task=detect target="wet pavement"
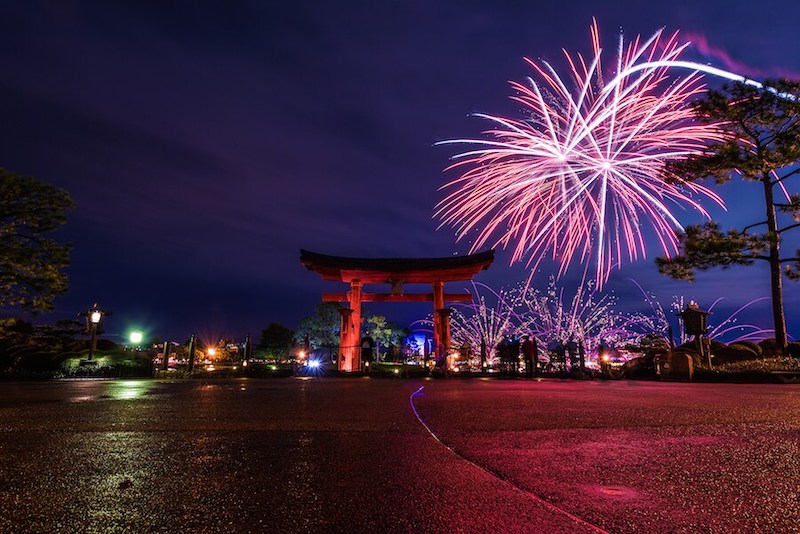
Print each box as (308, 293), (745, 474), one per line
(1, 377), (798, 533)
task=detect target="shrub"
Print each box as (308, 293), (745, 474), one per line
(715, 344), (759, 364)
(623, 356), (655, 379)
(715, 357), (800, 373)
(734, 341), (763, 356)
(709, 339), (727, 354)
(674, 348), (702, 368)
(758, 338), (780, 357)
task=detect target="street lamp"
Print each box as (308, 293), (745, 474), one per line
(129, 331), (143, 348)
(81, 303), (107, 363)
(679, 301), (712, 367)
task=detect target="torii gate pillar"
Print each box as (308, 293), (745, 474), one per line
(341, 280), (363, 372)
(337, 308), (354, 372)
(436, 307), (453, 362)
(432, 281), (445, 358)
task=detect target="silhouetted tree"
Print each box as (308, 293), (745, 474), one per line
(0, 318), (35, 348)
(258, 322), (294, 348)
(34, 319), (84, 352)
(293, 302), (342, 348)
(0, 168), (73, 312)
(658, 79), (800, 352)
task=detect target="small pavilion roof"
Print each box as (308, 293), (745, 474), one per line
(300, 249), (494, 283)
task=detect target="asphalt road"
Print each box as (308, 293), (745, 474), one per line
(1, 377), (798, 533)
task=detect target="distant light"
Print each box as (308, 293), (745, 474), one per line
(308, 360), (320, 369)
(129, 331), (143, 344)
(393, 369), (399, 374)
(270, 365), (277, 371)
(242, 360), (248, 367)
(90, 310), (103, 324)
(298, 350), (306, 359)
(208, 348), (216, 357)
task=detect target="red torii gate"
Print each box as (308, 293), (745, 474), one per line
(300, 249), (494, 372)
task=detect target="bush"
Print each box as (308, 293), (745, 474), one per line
(694, 357), (800, 383)
(733, 340), (763, 356)
(623, 355), (655, 379)
(759, 338), (780, 357)
(714, 344), (759, 364)
(716, 357), (800, 372)
(59, 351), (153, 378)
(13, 351), (61, 374)
(709, 339), (727, 354)
(674, 348), (702, 368)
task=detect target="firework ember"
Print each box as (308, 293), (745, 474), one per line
(437, 20), (728, 286)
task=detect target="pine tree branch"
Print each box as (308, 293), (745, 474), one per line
(771, 167), (800, 185)
(741, 221), (768, 235)
(778, 222), (800, 234)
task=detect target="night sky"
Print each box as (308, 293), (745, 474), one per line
(1, 1), (799, 343)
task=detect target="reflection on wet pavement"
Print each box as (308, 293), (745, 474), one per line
(1, 378), (798, 532)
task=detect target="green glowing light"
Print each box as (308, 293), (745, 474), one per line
(112, 380), (148, 400)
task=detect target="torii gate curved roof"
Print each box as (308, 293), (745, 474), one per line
(300, 249), (494, 284)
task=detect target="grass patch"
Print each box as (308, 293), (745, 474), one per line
(370, 362), (428, 377)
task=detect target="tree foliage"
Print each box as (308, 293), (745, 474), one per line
(293, 302), (342, 349)
(0, 168), (74, 312)
(363, 314), (408, 350)
(658, 79), (800, 350)
(32, 319), (85, 352)
(258, 322), (294, 350)
(656, 222), (767, 280)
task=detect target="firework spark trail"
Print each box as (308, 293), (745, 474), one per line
(668, 295), (774, 344)
(511, 277), (659, 355)
(628, 279), (774, 344)
(449, 279), (660, 364)
(450, 282), (519, 364)
(437, 21), (748, 287)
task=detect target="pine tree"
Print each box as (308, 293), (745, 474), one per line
(657, 79), (800, 352)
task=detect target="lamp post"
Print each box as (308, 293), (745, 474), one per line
(187, 333), (196, 372)
(129, 331), (143, 349)
(679, 301), (712, 368)
(81, 303), (107, 363)
(161, 340), (171, 371)
(242, 334), (251, 368)
(480, 337), (487, 375)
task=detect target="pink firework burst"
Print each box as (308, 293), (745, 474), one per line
(437, 20), (726, 286)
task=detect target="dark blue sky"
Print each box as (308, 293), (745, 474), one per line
(1, 1), (799, 343)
